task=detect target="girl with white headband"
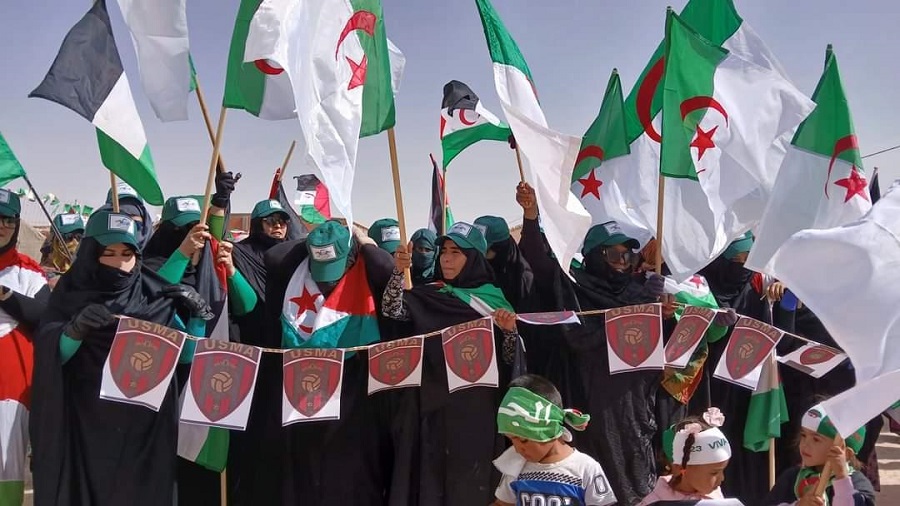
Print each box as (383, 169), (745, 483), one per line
(638, 408), (732, 505)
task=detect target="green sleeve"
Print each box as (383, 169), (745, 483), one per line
(227, 270), (258, 316)
(208, 214), (225, 241)
(59, 333), (83, 364)
(705, 323), (729, 343)
(157, 249), (190, 284)
(175, 315), (208, 364)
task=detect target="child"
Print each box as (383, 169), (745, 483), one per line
(492, 374), (616, 506)
(763, 403), (876, 505)
(639, 408), (732, 505)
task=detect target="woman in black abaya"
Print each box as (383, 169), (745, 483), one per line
(30, 211), (212, 506)
(385, 222), (519, 505)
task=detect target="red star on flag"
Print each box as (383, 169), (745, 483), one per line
(688, 275), (704, 289)
(290, 288), (320, 318)
(578, 170), (603, 199)
(346, 55), (368, 90)
(833, 168), (869, 203)
(690, 125), (719, 161)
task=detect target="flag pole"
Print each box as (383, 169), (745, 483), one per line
(109, 173), (120, 213)
(768, 352), (778, 489)
(193, 76), (227, 174)
(514, 146), (526, 182)
(654, 175), (666, 273)
(386, 127), (413, 288)
(23, 175), (72, 262)
(813, 435), (844, 496)
(277, 140), (298, 182)
(220, 469), (227, 506)
(200, 106), (228, 225)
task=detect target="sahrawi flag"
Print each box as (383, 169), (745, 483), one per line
(281, 257), (380, 350)
(743, 356), (788, 452)
(428, 153), (454, 234)
(613, 0), (811, 280)
(115, 0), (192, 121)
(573, 70), (653, 248)
(440, 80), (511, 169)
(768, 183), (900, 438)
(30, 0), (164, 205)
(747, 46), (871, 273)
(475, 0), (590, 274)
(657, 9), (813, 280)
(178, 242), (230, 472)
(244, 0), (405, 230)
(0, 133), (27, 187)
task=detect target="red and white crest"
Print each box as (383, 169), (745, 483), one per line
(442, 318), (499, 393)
(180, 340), (261, 429)
(282, 349), (344, 425)
(605, 304), (664, 373)
(665, 306), (716, 368)
(367, 337), (424, 394)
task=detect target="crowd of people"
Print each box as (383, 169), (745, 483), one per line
(0, 171), (882, 505)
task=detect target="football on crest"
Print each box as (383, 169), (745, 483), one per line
(386, 356), (405, 371)
(739, 342), (755, 359)
(461, 343), (479, 362)
(130, 351), (154, 372)
(211, 371), (233, 393)
(624, 327), (643, 345)
(302, 373), (321, 392)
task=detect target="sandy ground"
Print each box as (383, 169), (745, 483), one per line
(20, 426), (900, 505)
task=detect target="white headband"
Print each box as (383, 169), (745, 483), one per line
(673, 426), (732, 466)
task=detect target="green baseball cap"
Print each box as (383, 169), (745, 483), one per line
(437, 222), (488, 256)
(368, 218), (401, 253)
(307, 220), (351, 282)
(252, 199), (290, 220)
(474, 215), (511, 246)
(723, 231), (754, 260)
(801, 404), (867, 454)
(53, 213), (86, 235)
(582, 221), (639, 256)
(105, 181), (143, 205)
(0, 189), (21, 217)
(84, 210), (139, 247)
(161, 196), (202, 227)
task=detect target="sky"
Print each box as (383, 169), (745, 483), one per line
(1, 0), (899, 231)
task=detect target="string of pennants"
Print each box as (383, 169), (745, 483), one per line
(98, 305), (847, 430)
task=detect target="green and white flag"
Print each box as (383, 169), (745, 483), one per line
(440, 80), (511, 169)
(744, 356), (788, 451)
(657, 9), (813, 279)
(476, 0), (591, 275)
(30, 1), (163, 205)
(747, 46), (871, 273)
(0, 133), (26, 187)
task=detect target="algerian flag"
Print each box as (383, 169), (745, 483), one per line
(475, 0), (590, 276)
(615, 0), (811, 280)
(0, 133), (27, 187)
(440, 80), (511, 169)
(657, 10), (813, 279)
(572, 70), (653, 248)
(743, 356), (788, 451)
(115, 0), (191, 121)
(244, 0), (404, 232)
(30, 0), (163, 205)
(747, 46), (871, 273)
(223, 0), (295, 119)
(768, 183), (900, 437)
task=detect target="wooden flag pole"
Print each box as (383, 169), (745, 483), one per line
(200, 106), (228, 225)
(193, 77), (227, 174)
(514, 146), (526, 182)
(767, 352), (778, 489)
(277, 140), (298, 182)
(654, 175), (667, 274)
(220, 469), (227, 506)
(812, 435), (845, 497)
(23, 175), (72, 262)
(109, 173), (120, 213)
(386, 128), (412, 288)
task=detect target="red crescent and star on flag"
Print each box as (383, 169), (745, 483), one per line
(681, 96), (729, 172)
(335, 10), (377, 90)
(826, 135), (869, 203)
(575, 146), (606, 199)
(290, 288), (322, 335)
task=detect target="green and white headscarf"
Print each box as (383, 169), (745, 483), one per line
(497, 387), (590, 443)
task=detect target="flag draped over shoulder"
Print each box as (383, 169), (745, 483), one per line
(29, 0), (163, 205)
(657, 9), (813, 280)
(115, 0), (192, 121)
(440, 80), (511, 169)
(769, 183), (900, 438)
(243, 0), (404, 230)
(475, 0), (591, 275)
(0, 133), (27, 187)
(747, 46), (871, 273)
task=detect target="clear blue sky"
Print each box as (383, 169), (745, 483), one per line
(1, 0), (898, 230)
